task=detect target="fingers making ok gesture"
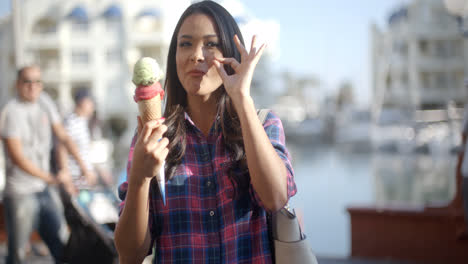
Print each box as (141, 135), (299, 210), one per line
(213, 34), (266, 106)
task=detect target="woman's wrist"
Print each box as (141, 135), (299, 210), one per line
(129, 166), (153, 188)
(231, 94), (254, 115)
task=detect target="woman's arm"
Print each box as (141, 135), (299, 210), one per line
(214, 35), (289, 211)
(114, 175), (153, 264)
(114, 118), (168, 263)
(235, 97), (289, 211)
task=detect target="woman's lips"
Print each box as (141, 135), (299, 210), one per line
(188, 70), (206, 77)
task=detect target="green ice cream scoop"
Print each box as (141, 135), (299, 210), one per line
(132, 57), (163, 86)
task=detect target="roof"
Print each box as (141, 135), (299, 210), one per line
(138, 8), (162, 18)
(68, 5), (88, 21)
(103, 4), (122, 18)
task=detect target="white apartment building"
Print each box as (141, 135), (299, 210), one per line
(371, 0), (468, 112)
(0, 0), (191, 120)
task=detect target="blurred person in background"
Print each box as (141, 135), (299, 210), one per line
(0, 65), (95, 264)
(58, 89), (113, 190)
(57, 89), (114, 211)
(114, 1), (296, 263)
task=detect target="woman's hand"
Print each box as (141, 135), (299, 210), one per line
(213, 35), (266, 107)
(130, 117), (169, 185)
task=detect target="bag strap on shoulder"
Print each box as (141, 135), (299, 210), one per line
(257, 109), (270, 125)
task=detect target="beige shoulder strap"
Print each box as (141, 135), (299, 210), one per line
(257, 109), (270, 125)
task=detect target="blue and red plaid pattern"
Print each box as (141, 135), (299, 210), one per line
(118, 110), (297, 264)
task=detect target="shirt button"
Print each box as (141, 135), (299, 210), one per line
(206, 181), (211, 187)
(209, 211), (215, 217)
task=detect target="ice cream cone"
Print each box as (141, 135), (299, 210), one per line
(137, 95), (162, 124)
(133, 57), (166, 205)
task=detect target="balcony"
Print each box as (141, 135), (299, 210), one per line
(418, 57), (464, 71)
(27, 34), (60, 49)
(30, 18), (60, 48)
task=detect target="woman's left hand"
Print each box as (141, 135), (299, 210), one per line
(213, 35), (266, 105)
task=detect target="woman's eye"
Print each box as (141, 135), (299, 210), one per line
(179, 41), (191, 47)
(206, 41), (219, 48)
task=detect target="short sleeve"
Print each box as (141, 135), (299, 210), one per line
(1, 103), (20, 139)
(38, 92), (61, 124)
(249, 110), (297, 208)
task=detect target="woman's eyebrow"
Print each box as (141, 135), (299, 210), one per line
(178, 34), (218, 39)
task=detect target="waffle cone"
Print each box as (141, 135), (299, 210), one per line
(138, 95), (163, 178)
(138, 96), (162, 124)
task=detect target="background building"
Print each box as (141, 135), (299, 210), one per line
(0, 0), (280, 132)
(0, 0), (192, 123)
(371, 0), (468, 114)
(0, 0), (281, 177)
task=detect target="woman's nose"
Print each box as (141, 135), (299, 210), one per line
(190, 46), (205, 62)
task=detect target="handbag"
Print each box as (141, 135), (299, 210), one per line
(58, 186), (118, 264)
(257, 109), (318, 264)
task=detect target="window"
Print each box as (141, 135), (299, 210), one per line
(37, 49), (59, 69)
(71, 21), (89, 33)
(435, 72), (447, 88)
(72, 50), (89, 65)
(386, 75), (392, 88)
(435, 41), (449, 58)
(419, 40), (428, 55)
(420, 72), (431, 89)
(33, 18), (57, 34)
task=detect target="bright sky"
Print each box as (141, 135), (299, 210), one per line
(0, 0), (409, 106)
(241, 0), (410, 106)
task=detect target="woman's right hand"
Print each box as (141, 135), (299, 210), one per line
(130, 117), (169, 184)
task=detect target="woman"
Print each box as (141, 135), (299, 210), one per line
(114, 1), (296, 263)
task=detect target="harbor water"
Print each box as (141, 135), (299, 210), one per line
(287, 140), (456, 258)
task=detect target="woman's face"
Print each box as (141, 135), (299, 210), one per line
(176, 14), (223, 99)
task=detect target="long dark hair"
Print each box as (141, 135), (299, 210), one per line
(163, 1), (248, 197)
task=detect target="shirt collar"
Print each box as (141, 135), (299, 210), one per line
(184, 111), (222, 137)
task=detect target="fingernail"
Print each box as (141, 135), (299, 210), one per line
(160, 117), (166, 122)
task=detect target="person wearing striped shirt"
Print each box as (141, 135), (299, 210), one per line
(59, 89), (98, 193)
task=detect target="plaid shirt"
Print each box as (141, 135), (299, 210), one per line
(118, 110), (296, 264)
